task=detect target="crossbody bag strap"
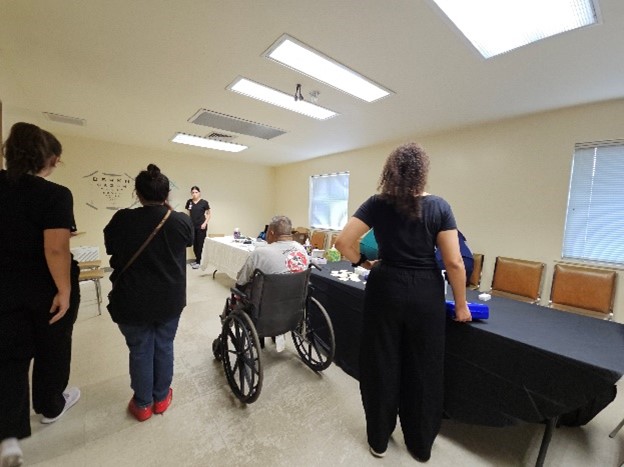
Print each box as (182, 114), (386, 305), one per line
(113, 209), (171, 285)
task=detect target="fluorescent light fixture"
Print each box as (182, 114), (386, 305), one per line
(264, 34), (392, 102)
(228, 77), (338, 120)
(171, 133), (247, 152)
(431, 0), (598, 58)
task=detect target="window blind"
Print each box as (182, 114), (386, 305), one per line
(562, 141), (624, 264)
(309, 172), (349, 230)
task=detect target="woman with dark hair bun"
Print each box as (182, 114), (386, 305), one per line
(1, 123), (80, 467)
(104, 164), (193, 421)
(336, 142), (470, 462)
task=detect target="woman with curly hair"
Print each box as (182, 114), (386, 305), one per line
(104, 164), (193, 421)
(1, 123), (81, 467)
(336, 142), (470, 462)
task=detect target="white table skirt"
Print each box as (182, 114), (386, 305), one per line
(199, 236), (256, 280)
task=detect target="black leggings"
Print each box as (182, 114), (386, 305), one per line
(359, 264), (445, 459)
(193, 227), (207, 263)
(0, 279), (80, 439)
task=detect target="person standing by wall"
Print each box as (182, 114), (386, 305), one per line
(0, 123), (81, 467)
(105, 164), (193, 422)
(335, 142), (470, 462)
(186, 186), (210, 269)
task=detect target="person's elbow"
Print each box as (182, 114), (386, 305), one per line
(44, 243), (68, 257)
(444, 256), (465, 272)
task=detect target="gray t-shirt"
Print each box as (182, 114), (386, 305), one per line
(236, 240), (309, 285)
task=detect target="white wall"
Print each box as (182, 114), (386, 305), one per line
(274, 98), (624, 321)
(44, 134), (275, 264)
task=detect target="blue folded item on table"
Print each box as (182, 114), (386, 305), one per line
(446, 301), (489, 320)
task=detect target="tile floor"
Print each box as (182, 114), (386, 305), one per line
(18, 266), (624, 466)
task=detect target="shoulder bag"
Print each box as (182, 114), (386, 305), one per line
(108, 209), (171, 302)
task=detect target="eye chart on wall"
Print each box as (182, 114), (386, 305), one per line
(82, 171), (136, 210)
(82, 171), (180, 210)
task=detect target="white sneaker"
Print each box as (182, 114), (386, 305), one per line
(191, 263), (200, 269)
(369, 445), (386, 458)
(41, 387), (81, 424)
(275, 334), (285, 353)
(1, 438), (23, 467)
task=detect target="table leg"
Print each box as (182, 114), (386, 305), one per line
(535, 416), (558, 467)
(610, 417), (624, 438)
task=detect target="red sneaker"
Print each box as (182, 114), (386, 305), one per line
(128, 398), (153, 422)
(153, 388), (173, 414)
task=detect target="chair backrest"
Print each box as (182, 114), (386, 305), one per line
(549, 263), (617, 319)
(490, 256), (545, 303)
(291, 231), (308, 245)
(310, 231), (327, 250)
(291, 226), (309, 245)
(468, 253), (484, 289)
(247, 269), (311, 337)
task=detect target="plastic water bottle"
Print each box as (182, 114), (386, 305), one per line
(233, 227), (240, 239)
(304, 238), (312, 255)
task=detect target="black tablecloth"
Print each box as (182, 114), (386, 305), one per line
(310, 261), (624, 427)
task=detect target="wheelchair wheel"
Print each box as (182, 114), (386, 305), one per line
(292, 296), (335, 372)
(221, 310), (263, 403)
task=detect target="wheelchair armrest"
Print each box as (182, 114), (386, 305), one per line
(309, 262), (322, 271)
(230, 286), (248, 299)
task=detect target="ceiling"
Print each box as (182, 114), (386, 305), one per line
(1, 0), (624, 166)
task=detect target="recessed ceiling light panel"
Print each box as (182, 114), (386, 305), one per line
(264, 34), (393, 102)
(171, 133), (247, 152)
(430, 0), (598, 58)
(228, 77), (338, 120)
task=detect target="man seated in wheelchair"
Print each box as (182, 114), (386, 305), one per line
(230, 215), (309, 351)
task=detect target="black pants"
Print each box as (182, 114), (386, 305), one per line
(360, 264), (445, 459)
(193, 227), (207, 263)
(0, 281), (80, 439)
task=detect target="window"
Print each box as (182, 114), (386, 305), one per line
(309, 172), (349, 230)
(562, 141), (624, 264)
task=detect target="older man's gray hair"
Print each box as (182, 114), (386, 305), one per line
(269, 215), (292, 236)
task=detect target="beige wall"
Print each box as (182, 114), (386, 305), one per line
(274, 98), (624, 321)
(45, 134), (275, 264)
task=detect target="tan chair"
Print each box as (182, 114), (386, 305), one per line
(468, 253), (484, 290)
(291, 231), (308, 245)
(78, 259), (102, 270)
(329, 232), (340, 249)
(549, 264), (617, 320)
(490, 256), (545, 304)
(79, 267), (105, 315)
(310, 230), (327, 250)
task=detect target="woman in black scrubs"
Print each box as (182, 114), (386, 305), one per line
(0, 123), (81, 467)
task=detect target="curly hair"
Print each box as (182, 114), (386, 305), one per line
(135, 163), (170, 203)
(378, 142), (430, 221)
(2, 122), (56, 182)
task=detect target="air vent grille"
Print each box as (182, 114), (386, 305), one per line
(207, 132), (236, 141)
(43, 112), (86, 126)
(189, 109), (285, 140)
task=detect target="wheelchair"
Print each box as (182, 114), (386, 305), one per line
(212, 267), (335, 403)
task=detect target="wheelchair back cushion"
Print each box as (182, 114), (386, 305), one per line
(249, 270), (310, 337)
